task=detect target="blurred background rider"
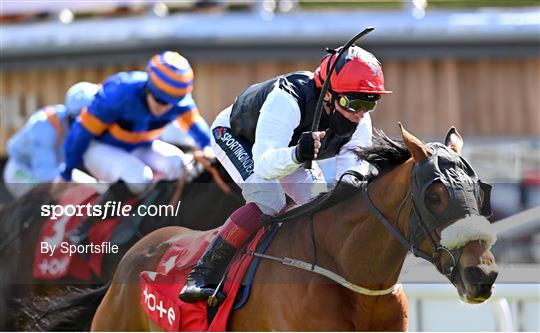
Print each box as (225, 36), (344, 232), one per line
(60, 51), (211, 199)
(62, 51), (213, 246)
(3, 82), (99, 198)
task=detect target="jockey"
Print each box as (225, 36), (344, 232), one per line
(60, 51), (211, 197)
(180, 46), (392, 303)
(62, 51), (211, 246)
(3, 82), (99, 198)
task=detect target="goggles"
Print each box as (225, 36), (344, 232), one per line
(336, 94), (378, 113)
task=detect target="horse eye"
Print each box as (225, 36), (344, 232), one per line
(426, 193), (441, 205)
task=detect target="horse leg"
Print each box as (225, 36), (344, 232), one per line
(92, 226), (187, 331)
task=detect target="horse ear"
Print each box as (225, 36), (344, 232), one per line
(398, 123), (430, 162)
(444, 126), (464, 155)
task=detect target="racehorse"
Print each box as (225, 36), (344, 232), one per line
(25, 125), (499, 331)
(0, 157), (243, 330)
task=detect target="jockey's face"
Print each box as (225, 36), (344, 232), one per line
(323, 91), (365, 123)
(146, 92), (173, 116)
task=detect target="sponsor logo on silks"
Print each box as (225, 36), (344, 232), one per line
(214, 127), (224, 139)
(213, 127), (254, 181)
(141, 283), (179, 330)
(37, 257), (70, 277)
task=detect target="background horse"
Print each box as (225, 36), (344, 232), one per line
(23, 125), (499, 331)
(0, 158), (243, 330)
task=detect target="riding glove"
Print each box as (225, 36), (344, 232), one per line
(294, 131), (316, 163)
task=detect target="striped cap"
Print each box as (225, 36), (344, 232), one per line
(146, 51), (194, 104)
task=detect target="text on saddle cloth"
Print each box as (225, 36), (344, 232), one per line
(139, 227), (271, 331)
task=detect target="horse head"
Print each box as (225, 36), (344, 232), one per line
(399, 124), (498, 304)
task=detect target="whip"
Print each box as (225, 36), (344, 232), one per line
(305, 26), (375, 170)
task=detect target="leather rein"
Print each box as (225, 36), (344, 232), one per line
(248, 170), (461, 296)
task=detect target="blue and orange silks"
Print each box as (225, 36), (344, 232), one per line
(62, 71), (210, 181)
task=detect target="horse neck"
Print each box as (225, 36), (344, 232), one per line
(312, 160), (415, 290)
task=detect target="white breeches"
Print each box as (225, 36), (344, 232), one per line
(83, 140), (185, 194)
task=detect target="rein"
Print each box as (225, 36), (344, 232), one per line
(363, 171), (461, 277)
(247, 166), (461, 295)
(248, 171), (404, 296)
(168, 152), (231, 206)
(193, 151), (231, 194)
(248, 162), (469, 295)
(364, 187), (433, 263)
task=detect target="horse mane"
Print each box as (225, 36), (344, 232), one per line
(354, 128), (411, 174)
(267, 129), (411, 224)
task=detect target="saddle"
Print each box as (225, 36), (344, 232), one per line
(139, 227), (274, 331)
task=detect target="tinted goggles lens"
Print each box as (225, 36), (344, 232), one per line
(338, 95), (377, 113)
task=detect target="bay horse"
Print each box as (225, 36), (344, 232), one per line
(27, 125), (499, 331)
(0, 157), (243, 330)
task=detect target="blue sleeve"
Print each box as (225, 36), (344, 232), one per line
(188, 119), (211, 149)
(175, 96), (211, 149)
(61, 122), (94, 181)
(28, 122), (61, 181)
(61, 79), (121, 180)
(85, 80), (123, 124)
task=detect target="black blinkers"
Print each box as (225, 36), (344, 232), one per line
(408, 143), (493, 245)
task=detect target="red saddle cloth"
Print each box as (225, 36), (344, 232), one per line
(33, 184), (122, 281)
(139, 228), (266, 331)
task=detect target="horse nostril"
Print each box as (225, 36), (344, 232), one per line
(484, 271), (498, 285)
(463, 267), (498, 287)
(463, 266), (485, 283)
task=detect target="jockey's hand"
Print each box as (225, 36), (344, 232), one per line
(294, 131), (326, 163)
(193, 146), (216, 165)
(202, 146), (216, 161)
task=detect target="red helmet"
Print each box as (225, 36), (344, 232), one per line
(314, 46), (391, 94)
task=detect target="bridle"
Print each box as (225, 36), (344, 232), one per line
(248, 145), (492, 295)
(361, 143), (492, 278)
(364, 180), (461, 278)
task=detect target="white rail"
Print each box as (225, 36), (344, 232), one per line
(404, 284), (540, 331)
